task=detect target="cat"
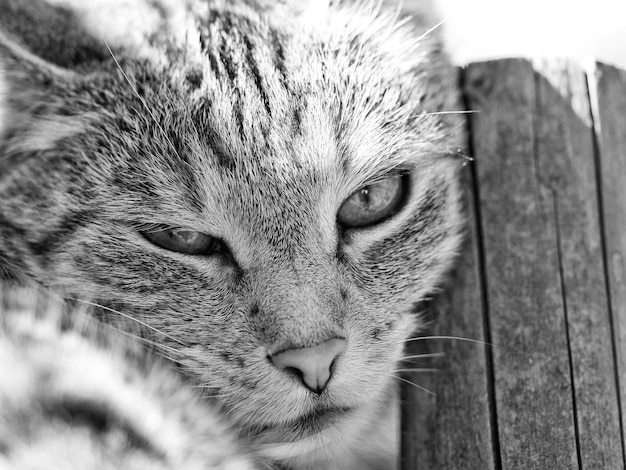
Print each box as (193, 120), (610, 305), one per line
(0, 283), (258, 469)
(0, 0), (464, 468)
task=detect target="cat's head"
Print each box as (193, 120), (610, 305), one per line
(0, 0), (463, 464)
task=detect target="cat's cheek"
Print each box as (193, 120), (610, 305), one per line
(360, 179), (460, 293)
(341, 310), (407, 378)
(39, 227), (235, 304)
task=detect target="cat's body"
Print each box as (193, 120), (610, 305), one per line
(0, 1), (463, 468)
(0, 284), (257, 470)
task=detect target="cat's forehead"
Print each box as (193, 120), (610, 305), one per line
(86, 4), (454, 233)
(171, 7), (447, 182)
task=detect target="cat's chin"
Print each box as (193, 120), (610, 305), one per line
(250, 395), (399, 469)
(241, 375), (399, 442)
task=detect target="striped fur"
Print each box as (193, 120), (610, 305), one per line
(0, 283), (258, 469)
(0, 1), (463, 468)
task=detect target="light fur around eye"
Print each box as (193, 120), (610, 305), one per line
(337, 175), (408, 229)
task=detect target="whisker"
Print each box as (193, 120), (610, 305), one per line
(400, 352), (446, 360)
(99, 320), (184, 352)
(453, 147), (475, 163)
(415, 18), (446, 42)
(193, 389), (240, 400)
(124, 333), (183, 357)
(394, 368), (440, 373)
(147, 350), (178, 363)
(411, 109), (480, 119)
(202, 393), (237, 399)
(68, 298), (187, 346)
(190, 385), (240, 399)
(391, 375), (436, 396)
(399, 359), (432, 366)
(101, 326), (181, 363)
(401, 335), (491, 347)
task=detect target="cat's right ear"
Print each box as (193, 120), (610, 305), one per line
(0, 28), (84, 165)
(0, 30), (78, 83)
(0, 0), (100, 143)
(0, 0), (111, 69)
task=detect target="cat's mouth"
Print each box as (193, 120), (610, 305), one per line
(250, 404), (355, 438)
(294, 404), (354, 428)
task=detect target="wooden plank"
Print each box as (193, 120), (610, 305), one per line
(402, 59), (626, 468)
(592, 62), (626, 456)
(400, 136), (495, 467)
(533, 60), (623, 469)
(464, 59), (579, 469)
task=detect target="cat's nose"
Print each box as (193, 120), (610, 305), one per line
(270, 338), (347, 394)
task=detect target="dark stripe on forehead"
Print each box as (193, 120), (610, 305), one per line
(216, 16), (245, 137)
(199, 15), (223, 77)
(220, 13), (274, 120)
(217, 15), (239, 85)
(205, 124), (236, 170)
(206, 47), (222, 78)
(269, 28), (288, 89)
(291, 104), (303, 136)
(197, 10), (311, 159)
(190, 97), (236, 171)
(268, 28), (308, 137)
(242, 32), (272, 118)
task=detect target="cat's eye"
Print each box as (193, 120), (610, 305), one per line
(337, 175), (407, 228)
(142, 228), (221, 255)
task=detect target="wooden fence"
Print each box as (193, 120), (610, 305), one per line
(401, 59), (626, 469)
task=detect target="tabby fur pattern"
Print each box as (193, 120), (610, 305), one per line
(0, 0), (463, 468)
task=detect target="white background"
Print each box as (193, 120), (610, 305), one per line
(424, 0), (626, 68)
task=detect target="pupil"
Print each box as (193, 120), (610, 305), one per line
(358, 188), (370, 206)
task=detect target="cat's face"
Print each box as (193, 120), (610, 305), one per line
(0, 0), (463, 462)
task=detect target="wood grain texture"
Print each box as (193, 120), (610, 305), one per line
(402, 59), (626, 469)
(533, 59), (623, 469)
(465, 58), (579, 469)
(592, 62), (626, 461)
(400, 163), (495, 470)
